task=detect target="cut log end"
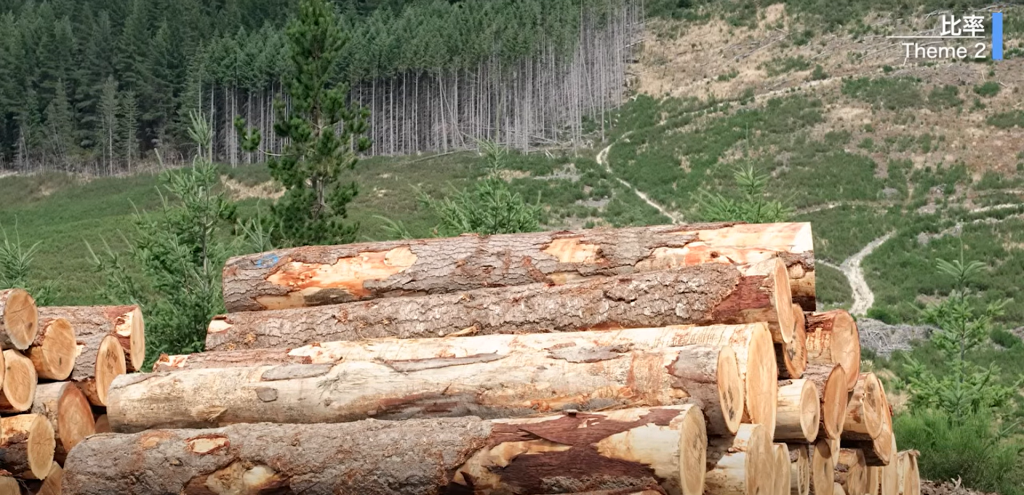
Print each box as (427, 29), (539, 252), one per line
(27, 318), (77, 380)
(778, 305), (808, 379)
(1, 350), (38, 413)
(0, 288), (39, 350)
(676, 404), (709, 495)
(0, 414), (55, 480)
(745, 324), (779, 434)
(774, 444), (791, 495)
(769, 258), (796, 344)
(121, 307), (146, 373)
(716, 346), (744, 435)
(774, 379), (820, 443)
(787, 443), (810, 495)
(706, 423), (772, 495)
(818, 365), (849, 440)
(58, 383), (97, 455)
(810, 439), (836, 495)
(806, 311), (861, 391)
(0, 476), (18, 495)
(836, 448), (868, 495)
(844, 373), (885, 442)
(93, 414), (110, 434)
(25, 462), (62, 495)
(881, 435), (899, 495)
(92, 335), (127, 407)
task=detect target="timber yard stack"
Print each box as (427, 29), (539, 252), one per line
(0, 289), (145, 494)
(43, 222), (921, 495)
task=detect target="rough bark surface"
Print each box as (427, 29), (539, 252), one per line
(66, 406), (708, 495)
(206, 263), (786, 352)
(774, 379), (819, 443)
(30, 382), (96, 465)
(25, 318), (76, 380)
(0, 288), (38, 350)
(0, 414), (55, 480)
(113, 326), (750, 436)
(805, 311), (860, 391)
(37, 306), (145, 373)
(221, 222), (815, 312)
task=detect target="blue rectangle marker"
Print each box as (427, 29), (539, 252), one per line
(993, 12), (1003, 60)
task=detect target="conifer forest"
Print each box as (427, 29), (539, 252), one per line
(0, 0), (644, 174)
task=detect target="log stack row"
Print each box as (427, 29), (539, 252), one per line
(54, 222), (920, 495)
(0, 290), (145, 494)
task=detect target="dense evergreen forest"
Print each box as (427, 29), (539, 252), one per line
(0, 0), (643, 174)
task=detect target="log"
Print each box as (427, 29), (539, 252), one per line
(221, 222), (816, 312)
(30, 382), (96, 465)
(206, 260), (793, 352)
(0, 288), (38, 350)
(0, 475), (17, 495)
(787, 443), (810, 495)
(866, 466), (882, 495)
(805, 311), (860, 391)
(843, 381), (894, 466)
(842, 373), (884, 442)
(93, 414), (110, 434)
(834, 449), (868, 495)
(25, 318), (76, 380)
(37, 305), (144, 373)
(566, 488), (667, 495)
(809, 439), (835, 495)
(833, 483), (846, 495)
(112, 326), (757, 436)
(24, 462), (61, 495)
(0, 350), (37, 412)
(69, 334), (126, 407)
(879, 435), (899, 495)
(778, 304), (807, 379)
(803, 364), (848, 441)
(0, 414), (55, 480)
(896, 452), (920, 495)
(774, 444), (791, 495)
(65, 405), (708, 495)
(774, 379), (820, 443)
(706, 424), (773, 495)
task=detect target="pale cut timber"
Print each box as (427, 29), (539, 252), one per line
(774, 444), (791, 495)
(896, 452), (921, 495)
(805, 311), (860, 391)
(835, 449), (868, 495)
(205, 262), (791, 352)
(879, 435), (899, 495)
(111, 326), (749, 436)
(843, 380), (894, 467)
(30, 382), (96, 465)
(66, 406), (708, 495)
(221, 222), (816, 312)
(842, 373), (884, 442)
(866, 466), (882, 495)
(774, 379), (820, 443)
(25, 318), (76, 380)
(93, 414), (109, 433)
(0, 414), (54, 480)
(24, 462), (61, 495)
(0, 349), (37, 412)
(71, 334), (126, 407)
(809, 439), (835, 495)
(705, 424), (773, 495)
(803, 364), (848, 441)
(833, 483), (846, 495)
(787, 443), (810, 495)
(37, 306), (144, 373)
(778, 304), (808, 379)
(0, 288), (39, 350)
(0, 476), (16, 495)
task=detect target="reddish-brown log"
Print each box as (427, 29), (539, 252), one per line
(0, 414), (54, 480)
(24, 462), (61, 495)
(802, 364), (848, 441)
(809, 439), (835, 495)
(68, 334), (125, 407)
(0, 288), (38, 350)
(0, 350), (37, 413)
(37, 306), (144, 373)
(30, 382), (96, 465)
(25, 318), (76, 380)
(834, 449), (868, 495)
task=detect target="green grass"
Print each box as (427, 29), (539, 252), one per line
(815, 263), (852, 308)
(928, 84), (963, 110)
(760, 56), (811, 77)
(973, 81), (1001, 97)
(988, 110), (1024, 129)
(842, 76), (923, 111)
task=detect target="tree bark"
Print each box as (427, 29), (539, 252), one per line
(66, 406), (708, 495)
(37, 306), (145, 373)
(774, 379), (819, 443)
(221, 222), (815, 313)
(778, 304), (807, 379)
(802, 365), (848, 441)
(773, 444), (791, 495)
(69, 334), (125, 407)
(206, 262), (792, 352)
(842, 373), (884, 442)
(809, 439), (835, 495)
(805, 311), (860, 392)
(786, 443), (810, 495)
(25, 318), (76, 380)
(0, 350), (37, 413)
(0, 414), (55, 480)
(0, 288), (38, 350)
(705, 423), (773, 495)
(24, 462), (61, 495)
(113, 326), (753, 437)
(30, 382), (96, 465)
(834, 449), (868, 495)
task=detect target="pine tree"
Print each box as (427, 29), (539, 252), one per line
(44, 80), (74, 164)
(698, 166), (792, 224)
(99, 76), (119, 174)
(118, 90), (139, 172)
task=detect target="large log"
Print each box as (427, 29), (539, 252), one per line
(206, 260), (793, 352)
(0, 475), (17, 495)
(778, 304), (808, 379)
(805, 311), (860, 391)
(30, 382), (96, 465)
(866, 466), (882, 495)
(65, 405), (708, 495)
(787, 443), (810, 495)
(37, 306), (144, 373)
(802, 364), (848, 441)
(24, 318), (76, 380)
(809, 439), (835, 495)
(705, 423), (773, 495)
(880, 435), (899, 495)
(774, 379), (820, 443)
(24, 462), (61, 495)
(896, 451), (920, 495)
(113, 326), (763, 436)
(221, 222), (816, 312)
(93, 414), (110, 433)
(834, 449), (868, 495)
(1, 288), (38, 350)
(774, 444), (791, 495)
(0, 414), (54, 480)
(0, 350), (37, 413)
(843, 379), (894, 467)
(842, 373), (884, 442)
(68, 333), (125, 407)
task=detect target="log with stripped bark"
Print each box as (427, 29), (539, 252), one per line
(38, 306), (144, 373)
(774, 379), (820, 443)
(773, 444), (791, 495)
(896, 451), (920, 495)
(65, 406), (708, 495)
(25, 318), (76, 380)
(880, 435), (899, 495)
(866, 465), (882, 495)
(30, 382), (96, 464)
(0, 288), (38, 350)
(68, 334), (125, 407)
(843, 379), (894, 467)
(842, 373), (884, 442)
(221, 222), (816, 313)
(705, 423), (773, 495)
(206, 260), (793, 352)
(802, 364), (848, 441)
(24, 462), (61, 495)
(0, 350), (37, 413)
(0, 414), (54, 480)
(805, 310), (860, 391)
(787, 443), (810, 495)
(778, 304), (807, 379)
(834, 448), (868, 495)
(809, 439), (836, 495)
(115, 326), (771, 436)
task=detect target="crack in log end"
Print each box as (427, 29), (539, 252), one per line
(255, 387), (278, 402)
(186, 461), (292, 495)
(548, 345), (631, 363)
(185, 435), (230, 455)
(260, 364), (333, 381)
(259, 247), (418, 308)
(542, 238), (606, 265)
(381, 353), (506, 373)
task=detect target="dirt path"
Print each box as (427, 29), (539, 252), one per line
(596, 137), (685, 224)
(841, 232), (893, 316)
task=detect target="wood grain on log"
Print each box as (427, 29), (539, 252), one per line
(30, 382), (96, 465)
(774, 444), (791, 495)
(71, 334), (125, 407)
(896, 451), (920, 495)
(705, 423), (773, 495)
(843, 379), (894, 467)
(37, 306), (144, 372)
(66, 406), (708, 495)
(0, 288), (38, 350)
(206, 262), (789, 352)
(778, 304), (808, 379)
(0, 475), (17, 495)
(93, 414), (110, 434)
(25, 318), (76, 380)
(803, 364), (848, 441)
(24, 462), (61, 495)
(221, 222), (816, 312)
(0, 350), (37, 412)
(880, 435), (899, 495)
(866, 465), (882, 495)
(843, 373), (884, 442)
(787, 443), (810, 495)
(774, 379), (819, 443)
(835, 449), (868, 495)
(0, 414), (54, 480)
(114, 326), (754, 436)
(833, 483), (846, 495)
(809, 439), (836, 495)
(805, 311), (860, 391)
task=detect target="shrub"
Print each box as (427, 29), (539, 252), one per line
(973, 81), (1001, 97)
(760, 56), (811, 77)
(809, 64), (828, 81)
(988, 110), (1024, 129)
(842, 77), (922, 110)
(991, 327), (1022, 349)
(928, 85), (962, 110)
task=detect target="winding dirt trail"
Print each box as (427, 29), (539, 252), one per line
(596, 137), (685, 224)
(840, 232), (893, 316)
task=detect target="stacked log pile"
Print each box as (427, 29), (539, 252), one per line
(52, 222), (920, 495)
(0, 292), (146, 493)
